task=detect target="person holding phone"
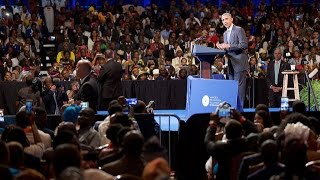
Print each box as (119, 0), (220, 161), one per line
(41, 77), (68, 115)
(16, 75), (42, 112)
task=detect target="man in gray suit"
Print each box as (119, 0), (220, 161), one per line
(217, 13), (249, 106)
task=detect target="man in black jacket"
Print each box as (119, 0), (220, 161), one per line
(98, 49), (123, 110)
(74, 60), (99, 112)
(41, 77), (68, 115)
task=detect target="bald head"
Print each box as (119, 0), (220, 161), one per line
(76, 60), (92, 79)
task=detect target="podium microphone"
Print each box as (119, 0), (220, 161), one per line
(309, 68), (319, 79)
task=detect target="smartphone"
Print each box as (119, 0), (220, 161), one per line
(281, 97), (289, 111)
(126, 98), (138, 106)
(25, 100), (33, 114)
(80, 102), (89, 110)
(49, 36), (56, 41)
(218, 106), (231, 118)
(0, 109), (4, 122)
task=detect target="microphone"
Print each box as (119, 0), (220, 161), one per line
(309, 68), (318, 79)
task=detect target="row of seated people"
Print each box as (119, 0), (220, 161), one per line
(204, 101), (320, 180)
(0, 97), (170, 179)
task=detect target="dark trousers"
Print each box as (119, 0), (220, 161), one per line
(269, 90), (282, 108)
(229, 70), (247, 107)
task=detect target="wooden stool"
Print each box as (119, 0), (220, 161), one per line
(282, 71), (300, 101)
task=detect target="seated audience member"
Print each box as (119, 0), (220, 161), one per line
(53, 144), (81, 179)
(238, 131), (275, 180)
(15, 169), (45, 180)
(83, 168), (114, 180)
(178, 68), (188, 79)
(15, 110), (51, 149)
(137, 71), (149, 80)
(102, 130), (145, 177)
(152, 69), (160, 80)
(205, 119), (255, 180)
(98, 101), (123, 144)
(4, 130), (42, 172)
(4, 71), (13, 81)
(0, 140), (10, 166)
(98, 124), (125, 167)
(271, 135), (320, 179)
(254, 110), (273, 132)
(255, 104), (269, 113)
(142, 157), (171, 180)
(143, 136), (168, 163)
(284, 120), (319, 162)
(66, 80), (80, 104)
(33, 107), (54, 138)
(56, 42), (76, 64)
(248, 140), (284, 180)
(133, 100), (160, 140)
(62, 104), (81, 124)
(57, 167), (83, 180)
(0, 141), (13, 180)
(308, 116), (320, 136)
(77, 108), (101, 149)
(292, 100), (306, 114)
(6, 142), (25, 176)
(54, 105), (81, 135)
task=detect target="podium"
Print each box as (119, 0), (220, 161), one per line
(192, 45), (225, 79)
(186, 76), (238, 118)
(184, 45), (240, 118)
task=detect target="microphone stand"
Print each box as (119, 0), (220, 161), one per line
(304, 70), (318, 111)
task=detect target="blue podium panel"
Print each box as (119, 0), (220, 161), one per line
(186, 76), (238, 118)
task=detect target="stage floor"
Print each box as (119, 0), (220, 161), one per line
(97, 108), (284, 131)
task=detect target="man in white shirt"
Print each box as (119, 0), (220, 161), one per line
(185, 12), (201, 29)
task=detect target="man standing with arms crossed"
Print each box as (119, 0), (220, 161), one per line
(216, 13), (249, 106)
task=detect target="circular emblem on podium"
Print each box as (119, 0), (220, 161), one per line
(202, 95), (210, 107)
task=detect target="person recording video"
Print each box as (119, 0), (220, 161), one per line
(41, 77), (68, 115)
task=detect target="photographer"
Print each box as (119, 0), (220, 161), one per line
(41, 77), (68, 115)
(204, 102), (258, 180)
(132, 100), (160, 140)
(16, 75), (42, 111)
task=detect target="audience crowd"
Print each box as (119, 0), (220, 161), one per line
(0, 0), (319, 179)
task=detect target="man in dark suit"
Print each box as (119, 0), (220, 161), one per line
(41, 77), (68, 115)
(164, 37), (175, 59)
(74, 60), (99, 111)
(266, 48), (290, 107)
(216, 13), (249, 106)
(98, 50), (123, 110)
